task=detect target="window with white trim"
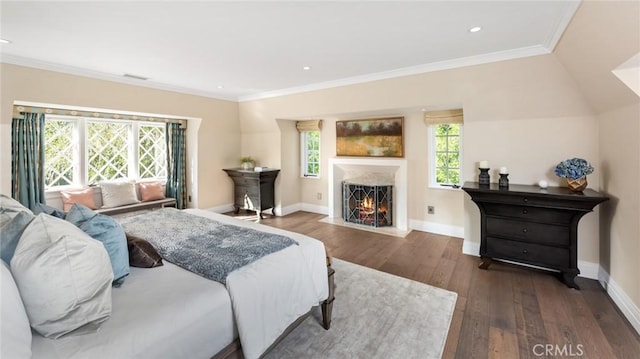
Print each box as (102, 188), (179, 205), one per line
(429, 123), (462, 187)
(44, 115), (166, 190)
(301, 130), (320, 178)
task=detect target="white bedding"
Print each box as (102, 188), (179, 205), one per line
(185, 209), (329, 359)
(31, 261), (235, 359)
(30, 209), (329, 359)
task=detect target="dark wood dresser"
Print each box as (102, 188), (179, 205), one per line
(223, 168), (280, 218)
(462, 182), (608, 289)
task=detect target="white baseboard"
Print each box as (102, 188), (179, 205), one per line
(599, 268), (640, 335)
(300, 203), (329, 215)
(461, 240), (599, 280)
(205, 203), (234, 213)
(279, 203), (302, 216)
(409, 219), (464, 238)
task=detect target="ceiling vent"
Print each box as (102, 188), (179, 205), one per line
(123, 73), (148, 81)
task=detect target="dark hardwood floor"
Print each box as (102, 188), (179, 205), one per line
(229, 210), (640, 359)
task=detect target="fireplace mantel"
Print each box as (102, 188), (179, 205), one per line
(327, 157), (408, 232)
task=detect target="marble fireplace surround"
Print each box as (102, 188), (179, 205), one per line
(327, 157), (408, 234)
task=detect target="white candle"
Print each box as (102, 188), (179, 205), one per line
(500, 167), (508, 174)
(479, 160), (489, 168)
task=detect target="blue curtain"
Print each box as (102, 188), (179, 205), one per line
(11, 112), (46, 210)
(165, 123), (187, 209)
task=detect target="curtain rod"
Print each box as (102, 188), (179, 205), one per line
(13, 105), (187, 128)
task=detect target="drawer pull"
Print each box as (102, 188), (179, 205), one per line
(522, 228), (528, 233)
(522, 209), (528, 214)
(523, 198), (529, 203)
(522, 249), (528, 254)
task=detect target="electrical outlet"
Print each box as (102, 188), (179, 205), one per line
(317, 192), (322, 200)
(427, 206), (435, 214)
(188, 195), (192, 202)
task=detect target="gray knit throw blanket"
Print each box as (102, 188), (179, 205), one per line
(117, 208), (297, 284)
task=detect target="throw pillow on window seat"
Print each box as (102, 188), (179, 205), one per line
(100, 181), (140, 208)
(138, 181), (166, 202)
(60, 187), (98, 212)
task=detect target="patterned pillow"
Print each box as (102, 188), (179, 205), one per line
(138, 182), (166, 202)
(100, 181), (139, 208)
(60, 188), (98, 212)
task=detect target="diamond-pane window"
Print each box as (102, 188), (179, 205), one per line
(87, 121), (130, 183)
(44, 119), (76, 188)
(139, 124), (166, 179)
(44, 115), (168, 190)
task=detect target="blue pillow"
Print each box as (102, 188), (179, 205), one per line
(33, 203), (66, 219)
(0, 211), (35, 263)
(66, 204), (130, 285)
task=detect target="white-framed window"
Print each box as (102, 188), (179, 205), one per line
(301, 130), (320, 178)
(44, 115), (166, 190)
(429, 123), (462, 188)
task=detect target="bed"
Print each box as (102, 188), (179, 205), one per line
(28, 208), (333, 359)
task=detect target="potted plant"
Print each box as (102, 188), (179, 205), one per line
(554, 157), (594, 191)
(240, 156), (256, 170)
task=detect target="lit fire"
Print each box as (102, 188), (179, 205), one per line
(362, 196), (374, 211)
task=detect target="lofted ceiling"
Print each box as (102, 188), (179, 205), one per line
(0, 1), (580, 102)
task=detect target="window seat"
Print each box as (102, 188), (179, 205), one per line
(45, 184), (176, 216)
(95, 198), (176, 216)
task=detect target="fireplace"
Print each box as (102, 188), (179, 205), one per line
(342, 181), (393, 227)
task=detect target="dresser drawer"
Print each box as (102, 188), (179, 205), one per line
(486, 237), (570, 269)
(482, 203), (574, 224)
(485, 217), (570, 247)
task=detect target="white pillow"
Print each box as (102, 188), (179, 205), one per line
(100, 181), (140, 208)
(11, 214), (114, 339)
(1, 261), (32, 359)
(1, 194), (33, 227)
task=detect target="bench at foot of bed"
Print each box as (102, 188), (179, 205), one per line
(321, 265), (335, 330)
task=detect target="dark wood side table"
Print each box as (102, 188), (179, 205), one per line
(223, 168), (280, 219)
(462, 182), (609, 289)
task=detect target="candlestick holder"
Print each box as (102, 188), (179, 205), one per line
(499, 173), (509, 188)
(478, 168), (490, 186)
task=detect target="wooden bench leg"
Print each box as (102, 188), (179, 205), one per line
(321, 266), (335, 330)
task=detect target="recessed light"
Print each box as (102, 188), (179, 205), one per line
(0, 39), (11, 44)
(303, 66), (312, 70)
(217, 85), (224, 89)
(469, 26), (482, 33)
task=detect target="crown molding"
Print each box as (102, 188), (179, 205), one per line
(543, 0), (581, 52)
(238, 45), (550, 102)
(2, 44), (552, 104)
(0, 54), (238, 102)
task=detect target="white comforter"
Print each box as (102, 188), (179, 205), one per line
(31, 209), (329, 359)
(185, 209), (329, 359)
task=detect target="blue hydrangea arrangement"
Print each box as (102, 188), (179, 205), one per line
(554, 158), (594, 179)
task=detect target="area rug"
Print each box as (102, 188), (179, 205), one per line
(264, 258), (458, 359)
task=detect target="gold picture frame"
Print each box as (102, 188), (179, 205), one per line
(336, 116), (404, 157)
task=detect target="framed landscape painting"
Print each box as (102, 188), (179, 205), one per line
(336, 117), (404, 157)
